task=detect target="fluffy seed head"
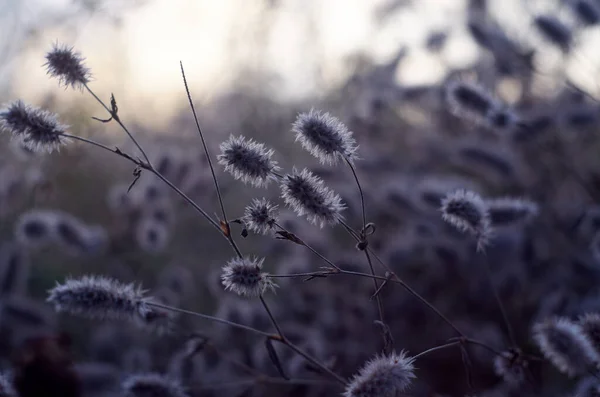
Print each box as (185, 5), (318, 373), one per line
(221, 257), (276, 297)
(44, 43), (91, 89)
(0, 373), (16, 397)
(280, 168), (345, 228)
(242, 198), (279, 235)
(47, 275), (153, 324)
(446, 80), (497, 123)
(534, 15), (573, 52)
(533, 316), (600, 377)
(135, 217), (169, 253)
(344, 351), (416, 397)
(572, 0), (600, 26)
(122, 373), (188, 397)
(440, 189), (491, 251)
(14, 210), (56, 248)
(0, 100), (69, 153)
(291, 109), (358, 164)
(485, 197), (539, 226)
(217, 135), (280, 188)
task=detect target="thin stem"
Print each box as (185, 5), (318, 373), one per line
(180, 62), (242, 258)
(146, 301), (273, 338)
(59, 133), (131, 158)
(343, 156), (366, 229)
(259, 295), (284, 337)
(364, 249), (387, 346)
(83, 83), (151, 165)
(481, 259), (517, 348)
(413, 341), (461, 360)
(282, 341), (347, 386)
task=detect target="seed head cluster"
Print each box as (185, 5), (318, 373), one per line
(218, 135), (280, 188)
(242, 198), (279, 235)
(221, 257), (276, 297)
(122, 373), (188, 397)
(281, 168), (345, 228)
(291, 109), (358, 164)
(344, 351), (415, 397)
(0, 100), (69, 153)
(440, 189), (491, 251)
(44, 43), (91, 90)
(47, 275), (153, 324)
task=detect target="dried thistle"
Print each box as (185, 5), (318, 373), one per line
(217, 135), (280, 188)
(221, 257), (277, 297)
(242, 198), (279, 235)
(44, 43), (91, 90)
(0, 100), (69, 153)
(533, 317), (600, 377)
(47, 275), (153, 324)
(344, 351), (416, 397)
(122, 373), (188, 397)
(485, 197), (539, 226)
(291, 108), (358, 165)
(440, 189), (491, 250)
(280, 168), (345, 228)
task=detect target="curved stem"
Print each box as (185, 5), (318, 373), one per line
(413, 341), (461, 360)
(343, 156), (366, 229)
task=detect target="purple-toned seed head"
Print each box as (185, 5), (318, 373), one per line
(14, 210), (56, 248)
(280, 168), (345, 228)
(534, 15), (573, 52)
(485, 197), (539, 226)
(446, 80), (497, 123)
(344, 351), (415, 397)
(572, 0), (600, 26)
(217, 135), (280, 188)
(221, 257), (276, 297)
(242, 198), (279, 235)
(0, 100), (69, 153)
(44, 43), (91, 90)
(135, 217), (169, 253)
(122, 373), (188, 397)
(291, 109), (358, 165)
(533, 316), (600, 377)
(440, 189), (491, 251)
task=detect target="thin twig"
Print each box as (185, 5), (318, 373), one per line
(413, 341), (461, 360)
(260, 295), (284, 337)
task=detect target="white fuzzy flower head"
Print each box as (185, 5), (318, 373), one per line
(221, 257), (276, 297)
(44, 43), (91, 90)
(280, 168), (345, 228)
(345, 351), (416, 397)
(47, 275), (154, 324)
(291, 109), (358, 165)
(533, 316), (600, 377)
(122, 373), (188, 397)
(217, 135), (280, 188)
(440, 189), (491, 251)
(242, 198), (279, 235)
(0, 100), (69, 153)
(486, 197), (539, 226)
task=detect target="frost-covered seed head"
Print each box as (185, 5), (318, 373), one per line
(534, 15), (573, 52)
(572, 0), (600, 26)
(44, 43), (91, 89)
(221, 257), (276, 297)
(446, 80), (498, 124)
(280, 168), (345, 228)
(486, 197), (539, 226)
(493, 349), (527, 385)
(579, 313), (600, 357)
(47, 275), (153, 324)
(440, 189), (491, 251)
(344, 351), (415, 397)
(217, 135), (280, 188)
(0, 373), (16, 397)
(291, 109), (358, 164)
(14, 210), (56, 248)
(122, 373), (188, 397)
(0, 101), (69, 153)
(242, 198), (279, 235)
(533, 317), (600, 377)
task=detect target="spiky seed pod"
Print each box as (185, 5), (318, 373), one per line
(47, 275), (153, 324)
(533, 317), (600, 377)
(122, 373), (188, 397)
(14, 210), (56, 248)
(345, 351), (415, 397)
(280, 168), (345, 228)
(579, 313), (600, 356)
(440, 189), (491, 250)
(493, 349), (527, 385)
(217, 135), (280, 188)
(135, 217), (169, 253)
(44, 43), (91, 89)
(221, 257), (276, 297)
(291, 109), (358, 165)
(0, 373), (16, 397)
(485, 197), (539, 226)
(533, 15), (573, 52)
(242, 198), (279, 235)
(0, 100), (69, 153)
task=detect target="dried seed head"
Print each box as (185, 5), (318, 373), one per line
(572, 0), (600, 26)
(485, 197), (539, 226)
(52, 213), (99, 256)
(440, 189), (491, 250)
(242, 198), (279, 235)
(344, 351), (415, 397)
(217, 135), (280, 188)
(135, 217), (169, 253)
(44, 43), (91, 90)
(221, 257), (276, 297)
(533, 316), (600, 377)
(291, 109), (358, 164)
(0, 100), (69, 153)
(122, 373), (188, 397)
(446, 80), (497, 122)
(280, 168), (345, 228)
(14, 210), (56, 248)
(579, 313), (600, 357)
(47, 275), (153, 324)
(534, 15), (573, 52)
(493, 349), (527, 385)
(0, 373), (16, 397)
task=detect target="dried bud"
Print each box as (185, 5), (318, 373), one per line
(242, 198), (278, 235)
(44, 43), (91, 90)
(218, 135), (280, 188)
(440, 189), (491, 250)
(221, 257), (277, 297)
(345, 351), (415, 397)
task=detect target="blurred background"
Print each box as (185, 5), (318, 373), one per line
(3, 0), (600, 396)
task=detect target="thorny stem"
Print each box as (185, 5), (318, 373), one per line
(413, 341), (462, 360)
(180, 62), (243, 258)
